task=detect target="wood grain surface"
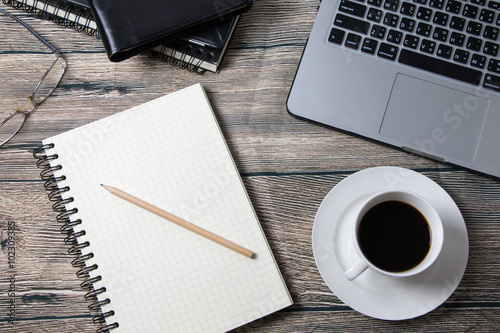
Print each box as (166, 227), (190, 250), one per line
(1, 0), (499, 332)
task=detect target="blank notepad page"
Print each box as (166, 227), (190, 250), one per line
(43, 84), (292, 332)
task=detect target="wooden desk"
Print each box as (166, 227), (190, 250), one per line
(1, 0), (499, 331)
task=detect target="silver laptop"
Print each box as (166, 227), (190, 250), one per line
(287, 0), (500, 178)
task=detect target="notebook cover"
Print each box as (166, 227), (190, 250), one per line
(87, 0), (252, 62)
(64, 0), (236, 50)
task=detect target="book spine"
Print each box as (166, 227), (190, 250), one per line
(2, 0), (99, 37)
(33, 144), (118, 333)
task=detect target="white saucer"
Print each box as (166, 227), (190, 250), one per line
(312, 167), (468, 320)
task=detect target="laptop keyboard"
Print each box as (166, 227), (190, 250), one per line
(328, 0), (500, 92)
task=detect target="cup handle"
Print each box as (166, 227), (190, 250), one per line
(344, 259), (368, 281)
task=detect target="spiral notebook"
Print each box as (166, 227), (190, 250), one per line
(2, 0), (240, 73)
(34, 84), (292, 332)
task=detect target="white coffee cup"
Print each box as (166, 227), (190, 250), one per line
(344, 190), (444, 281)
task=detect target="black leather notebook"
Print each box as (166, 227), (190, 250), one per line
(87, 0), (253, 62)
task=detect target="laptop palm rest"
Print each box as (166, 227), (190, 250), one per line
(380, 74), (489, 163)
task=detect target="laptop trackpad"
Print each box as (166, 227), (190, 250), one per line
(380, 74), (489, 162)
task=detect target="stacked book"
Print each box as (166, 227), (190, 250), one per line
(2, 0), (253, 73)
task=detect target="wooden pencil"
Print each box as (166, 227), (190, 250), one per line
(101, 184), (255, 259)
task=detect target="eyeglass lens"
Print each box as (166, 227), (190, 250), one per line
(0, 111), (26, 146)
(0, 8), (66, 146)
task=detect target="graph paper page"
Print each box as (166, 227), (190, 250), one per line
(43, 83), (292, 332)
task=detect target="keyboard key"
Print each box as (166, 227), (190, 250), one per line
(433, 27), (449, 41)
(462, 4), (479, 19)
(483, 73), (500, 92)
(371, 24), (387, 38)
(403, 34), (420, 48)
(483, 41), (499, 56)
(368, 0), (383, 6)
(471, 0), (486, 5)
(398, 49), (482, 85)
(383, 12), (400, 26)
(361, 38), (378, 53)
(445, 0), (462, 14)
(487, 59), (500, 73)
(383, 0), (400, 11)
(387, 29), (403, 43)
(367, 8), (383, 22)
(400, 2), (416, 16)
(437, 44), (453, 58)
(453, 48), (470, 63)
(417, 22), (433, 36)
(429, 0), (444, 9)
(466, 36), (483, 51)
(488, 0), (500, 10)
(433, 11), (449, 25)
(345, 33), (363, 49)
(339, 0), (367, 18)
(483, 25), (499, 40)
(378, 42), (399, 60)
(417, 7), (433, 20)
(413, 0), (427, 4)
(479, 9), (495, 23)
(334, 14), (370, 34)
(420, 39), (437, 53)
(449, 16), (465, 31)
(450, 32), (465, 46)
(466, 21), (483, 35)
(329, 28), (346, 44)
(471, 53), (486, 68)
(400, 17), (416, 32)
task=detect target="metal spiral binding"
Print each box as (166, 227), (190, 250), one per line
(33, 144), (118, 333)
(2, 0), (100, 37)
(153, 43), (212, 75)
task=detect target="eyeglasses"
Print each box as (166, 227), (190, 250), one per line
(0, 8), (67, 147)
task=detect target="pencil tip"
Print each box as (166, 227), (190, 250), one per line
(250, 253), (257, 259)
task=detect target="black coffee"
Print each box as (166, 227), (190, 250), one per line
(357, 200), (431, 273)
